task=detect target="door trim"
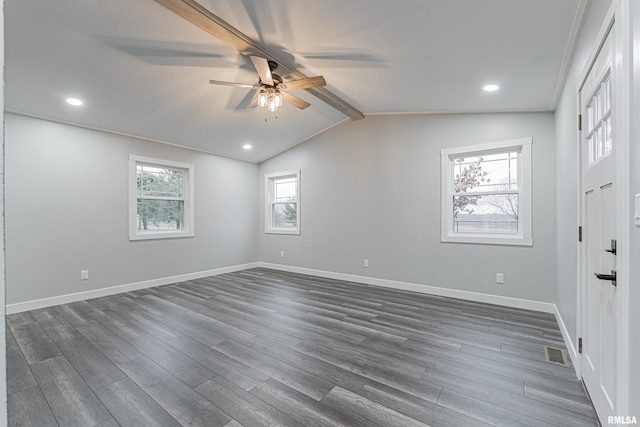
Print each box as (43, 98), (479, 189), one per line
(576, 0), (631, 417)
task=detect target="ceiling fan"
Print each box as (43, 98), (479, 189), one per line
(209, 55), (326, 112)
(153, 0), (363, 120)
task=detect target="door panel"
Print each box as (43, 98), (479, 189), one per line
(583, 189), (598, 375)
(600, 182), (616, 408)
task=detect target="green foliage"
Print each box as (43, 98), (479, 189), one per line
(272, 201), (297, 228)
(283, 202), (297, 225)
(136, 168), (184, 230)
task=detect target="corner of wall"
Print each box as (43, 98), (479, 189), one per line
(553, 304), (581, 378)
(0, 0), (8, 422)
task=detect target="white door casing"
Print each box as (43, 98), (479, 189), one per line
(579, 26), (618, 424)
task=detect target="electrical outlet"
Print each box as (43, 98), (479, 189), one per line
(80, 270), (89, 281)
(280, 251), (285, 258)
(496, 273), (504, 284)
(364, 259), (369, 268)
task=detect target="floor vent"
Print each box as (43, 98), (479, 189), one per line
(544, 346), (566, 366)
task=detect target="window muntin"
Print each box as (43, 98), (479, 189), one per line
(265, 170), (300, 234)
(129, 155), (194, 240)
(586, 73), (612, 165)
(441, 138), (532, 246)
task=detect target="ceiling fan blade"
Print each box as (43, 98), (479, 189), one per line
(282, 92), (310, 110)
(246, 93), (259, 108)
(249, 56), (273, 86)
(209, 80), (259, 89)
(281, 76), (326, 91)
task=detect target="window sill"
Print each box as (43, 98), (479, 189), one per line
(129, 230), (195, 241)
(441, 234), (532, 247)
(265, 229), (300, 235)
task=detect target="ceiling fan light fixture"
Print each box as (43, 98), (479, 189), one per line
(258, 91), (268, 107)
(208, 56), (323, 115)
(264, 89), (283, 113)
(268, 98), (278, 112)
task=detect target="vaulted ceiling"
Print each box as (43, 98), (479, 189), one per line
(6, 0), (586, 163)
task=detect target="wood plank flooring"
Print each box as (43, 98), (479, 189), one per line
(7, 268), (598, 426)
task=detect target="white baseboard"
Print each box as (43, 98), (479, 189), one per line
(6, 262), (260, 314)
(258, 262), (556, 313)
(554, 304), (581, 378)
(259, 262), (585, 378)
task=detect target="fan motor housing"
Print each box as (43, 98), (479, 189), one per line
(260, 73), (283, 87)
(271, 74), (283, 85)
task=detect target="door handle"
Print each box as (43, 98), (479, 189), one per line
(594, 270), (616, 286)
(604, 239), (617, 255)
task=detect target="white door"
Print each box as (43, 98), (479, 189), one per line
(580, 28), (617, 423)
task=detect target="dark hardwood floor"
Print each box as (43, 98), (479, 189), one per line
(7, 268), (598, 426)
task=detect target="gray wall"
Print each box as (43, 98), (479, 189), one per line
(554, 0), (612, 353)
(5, 113), (259, 305)
(259, 112), (557, 303)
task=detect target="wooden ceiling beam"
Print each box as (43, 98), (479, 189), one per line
(153, 0), (364, 120)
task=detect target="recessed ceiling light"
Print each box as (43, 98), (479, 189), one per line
(483, 84), (500, 92)
(242, 144), (252, 150)
(66, 97), (83, 106)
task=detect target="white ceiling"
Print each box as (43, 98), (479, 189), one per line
(6, 0), (586, 163)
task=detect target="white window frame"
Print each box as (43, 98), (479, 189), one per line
(129, 155), (195, 241)
(440, 137), (532, 246)
(265, 170), (301, 235)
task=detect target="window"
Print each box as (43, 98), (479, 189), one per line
(441, 137), (532, 246)
(265, 170), (300, 235)
(586, 72), (612, 165)
(129, 155), (194, 240)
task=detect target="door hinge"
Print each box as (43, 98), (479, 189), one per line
(579, 337), (583, 354)
(578, 114), (582, 131)
(578, 226), (582, 242)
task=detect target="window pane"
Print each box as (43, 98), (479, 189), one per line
(453, 151), (519, 193)
(273, 177), (296, 202)
(596, 125), (603, 160)
(453, 194), (518, 234)
(137, 199), (184, 231)
(603, 76), (611, 115)
(272, 203), (297, 228)
(604, 117), (612, 155)
(587, 103), (594, 133)
(137, 165), (183, 198)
